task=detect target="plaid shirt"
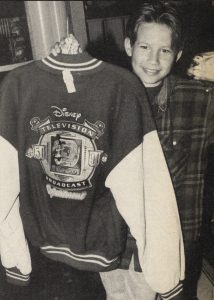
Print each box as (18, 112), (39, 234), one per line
(151, 75), (214, 243)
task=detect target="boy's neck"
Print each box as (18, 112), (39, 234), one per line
(144, 81), (163, 88)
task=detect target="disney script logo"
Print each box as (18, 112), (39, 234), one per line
(51, 106), (81, 121)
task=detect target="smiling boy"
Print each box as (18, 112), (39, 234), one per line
(112, 2), (214, 299)
(125, 22), (182, 88)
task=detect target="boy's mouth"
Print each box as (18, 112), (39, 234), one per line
(143, 67), (160, 75)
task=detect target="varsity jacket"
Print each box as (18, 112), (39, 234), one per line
(0, 52), (184, 296)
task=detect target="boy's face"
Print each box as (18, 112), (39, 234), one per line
(125, 22), (182, 87)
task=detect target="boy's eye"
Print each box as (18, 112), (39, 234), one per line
(139, 45), (148, 50)
(162, 48), (172, 54)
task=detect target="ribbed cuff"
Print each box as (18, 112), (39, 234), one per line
(160, 281), (183, 300)
(5, 267), (30, 286)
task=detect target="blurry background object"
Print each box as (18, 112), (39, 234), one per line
(25, 1), (67, 59)
(0, 1), (32, 65)
(0, 35), (10, 65)
(187, 52), (214, 81)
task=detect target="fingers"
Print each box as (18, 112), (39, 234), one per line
(51, 42), (61, 57)
(187, 66), (212, 81)
(187, 55), (203, 77)
(187, 67), (202, 78)
(187, 67), (198, 77)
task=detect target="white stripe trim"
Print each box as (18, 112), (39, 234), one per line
(0, 60), (33, 72)
(6, 273), (30, 281)
(7, 274), (30, 282)
(161, 283), (183, 297)
(41, 245), (117, 263)
(45, 250), (112, 267)
(162, 286), (183, 300)
(6, 269), (29, 279)
(42, 58), (103, 71)
(46, 55), (98, 66)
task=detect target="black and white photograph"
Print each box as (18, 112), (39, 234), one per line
(0, 1), (213, 299)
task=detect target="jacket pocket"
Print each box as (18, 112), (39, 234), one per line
(159, 133), (191, 188)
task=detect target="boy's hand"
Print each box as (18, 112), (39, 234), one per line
(187, 52), (214, 81)
(51, 34), (82, 56)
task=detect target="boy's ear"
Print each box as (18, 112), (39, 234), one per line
(176, 50), (183, 62)
(124, 38), (132, 57)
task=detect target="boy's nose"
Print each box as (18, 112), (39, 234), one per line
(149, 50), (159, 64)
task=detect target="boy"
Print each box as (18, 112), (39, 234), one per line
(118, 2), (214, 299)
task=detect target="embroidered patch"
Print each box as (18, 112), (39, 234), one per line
(26, 113), (107, 200)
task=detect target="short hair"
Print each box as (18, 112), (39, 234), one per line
(126, 1), (184, 51)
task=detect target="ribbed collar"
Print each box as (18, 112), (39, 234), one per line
(36, 52), (104, 75)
